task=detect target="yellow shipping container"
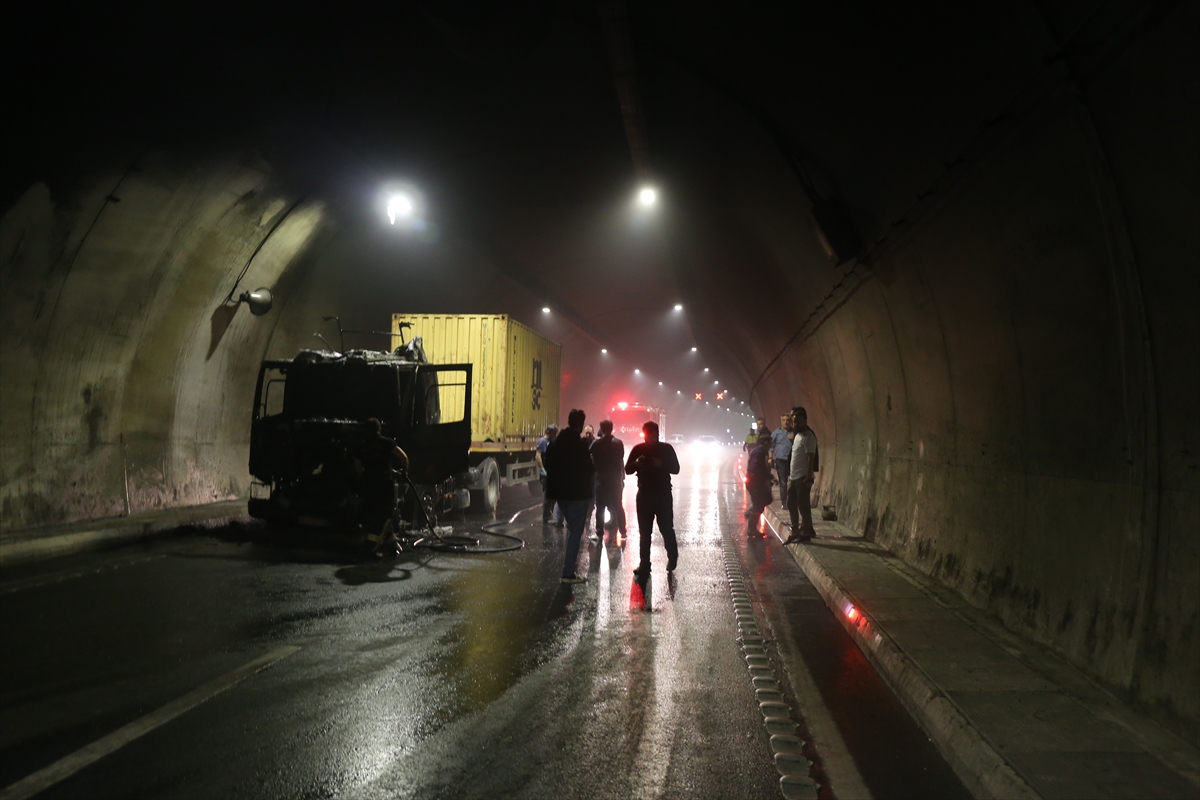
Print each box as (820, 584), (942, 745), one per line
(391, 314), (561, 454)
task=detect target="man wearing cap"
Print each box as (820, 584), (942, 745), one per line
(536, 424), (561, 525)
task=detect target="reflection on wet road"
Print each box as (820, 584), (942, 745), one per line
(0, 449), (966, 799)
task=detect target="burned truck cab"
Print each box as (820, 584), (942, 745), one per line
(247, 344), (471, 532)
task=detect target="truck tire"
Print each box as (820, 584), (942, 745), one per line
(470, 459), (501, 513)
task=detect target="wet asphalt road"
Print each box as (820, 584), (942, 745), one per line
(0, 451), (968, 799)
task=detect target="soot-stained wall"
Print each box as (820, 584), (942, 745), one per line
(0, 154), (326, 528)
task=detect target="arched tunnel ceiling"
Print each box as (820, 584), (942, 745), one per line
(1, 2), (1083, 411)
(3, 0), (1198, 739)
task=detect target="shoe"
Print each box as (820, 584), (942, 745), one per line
(561, 573), (587, 584)
(783, 533), (802, 544)
(632, 564), (650, 578)
(589, 532), (600, 543)
(666, 558), (677, 572)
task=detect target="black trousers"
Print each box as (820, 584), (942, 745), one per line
(787, 479), (815, 537)
(636, 490), (677, 567)
(774, 459), (790, 500)
(595, 480), (626, 533)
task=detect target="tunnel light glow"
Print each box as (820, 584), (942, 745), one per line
(617, 402), (629, 410)
(634, 368), (641, 374)
(658, 381), (663, 386)
(387, 194), (413, 224)
(704, 368), (709, 372)
(542, 307), (550, 313)
(601, 348), (608, 354)
(638, 187), (657, 206)
(677, 390), (681, 395)
(674, 304), (683, 311)
(691, 347), (697, 352)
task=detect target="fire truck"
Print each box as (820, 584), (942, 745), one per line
(603, 401), (666, 443)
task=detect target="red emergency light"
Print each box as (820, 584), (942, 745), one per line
(694, 393), (702, 401)
(716, 391), (725, 400)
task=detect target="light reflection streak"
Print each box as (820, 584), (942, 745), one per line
(596, 534), (611, 631)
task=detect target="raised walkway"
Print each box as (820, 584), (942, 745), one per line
(761, 502), (1199, 800)
(0, 500), (248, 567)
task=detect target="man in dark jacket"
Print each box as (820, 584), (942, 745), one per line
(544, 409), (595, 584)
(624, 420), (681, 577)
(744, 433), (774, 538)
(590, 419), (627, 540)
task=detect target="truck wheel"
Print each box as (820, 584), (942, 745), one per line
(470, 459), (501, 513)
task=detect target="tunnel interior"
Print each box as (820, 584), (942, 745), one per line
(2, 1), (1197, 741)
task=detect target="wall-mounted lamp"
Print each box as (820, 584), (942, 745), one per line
(239, 288), (273, 316)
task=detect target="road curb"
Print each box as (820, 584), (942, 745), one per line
(763, 505), (1040, 800)
(0, 501), (250, 567)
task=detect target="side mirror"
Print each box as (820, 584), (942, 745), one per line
(239, 288), (273, 316)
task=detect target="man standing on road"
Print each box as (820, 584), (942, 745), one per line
(625, 420), (681, 578)
(771, 413), (793, 501)
(745, 433), (774, 539)
(545, 409), (595, 584)
(784, 406), (818, 544)
(536, 424), (561, 525)
(590, 419), (627, 542)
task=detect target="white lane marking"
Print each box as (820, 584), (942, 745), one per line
(761, 513), (874, 799)
(0, 645), (300, 800)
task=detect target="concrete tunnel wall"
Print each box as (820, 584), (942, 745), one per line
(739, 12), (1197, 738)
(0, 155), (329, 526)
(0, 0), (1196, 742)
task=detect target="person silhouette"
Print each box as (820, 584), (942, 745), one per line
(545, 409), (595, 583)
(624, 420), (680, 578)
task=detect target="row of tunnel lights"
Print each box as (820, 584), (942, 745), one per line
(539, 302), (751, 418)
(386, 184), (751, 420)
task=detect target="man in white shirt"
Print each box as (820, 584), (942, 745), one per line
(785, 406), (818, 544)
